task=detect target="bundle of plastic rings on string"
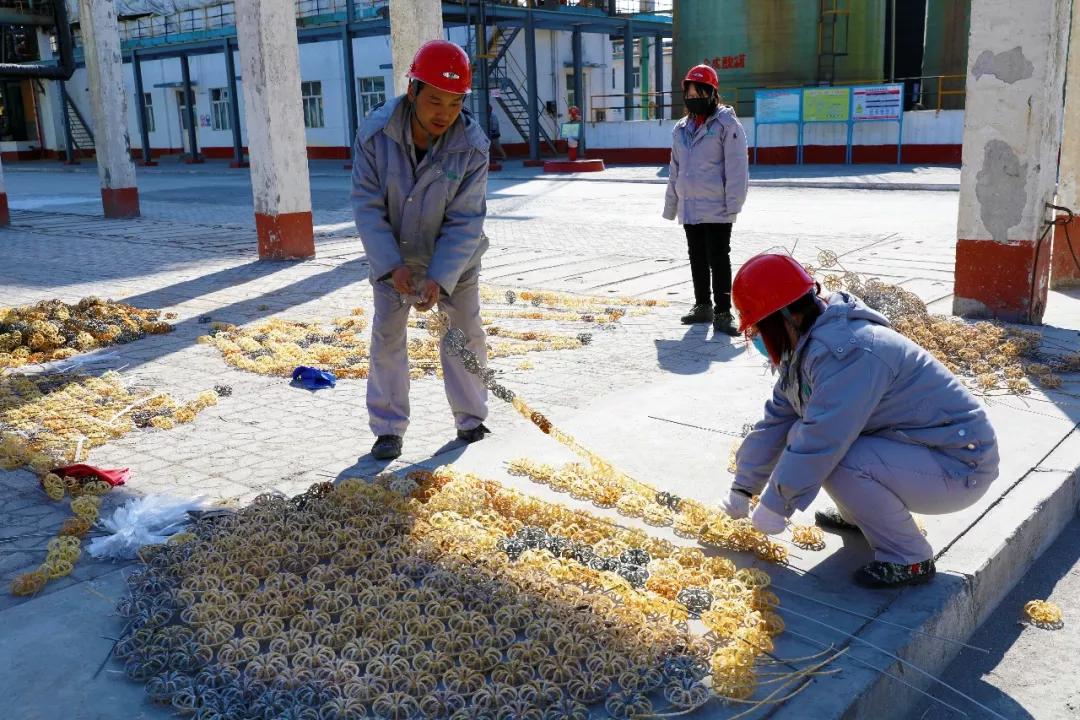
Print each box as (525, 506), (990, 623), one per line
(807, 249), (1074, 395)
(1024, 599), (1064, 630)
(0, 372), (220, 474)
(0, 297), (173, 369)
(202, 306), (590, 381)
(112, 470), (787, 718)
(10, 477), (114, 596)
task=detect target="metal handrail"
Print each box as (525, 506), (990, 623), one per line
(496, 38), (560, 140)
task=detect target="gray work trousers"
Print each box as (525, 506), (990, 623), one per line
(822, 435), (997, 565)
(366, 271), (488, 437)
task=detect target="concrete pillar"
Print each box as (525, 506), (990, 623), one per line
(953, 0), (1071, 323)
(388, 0), (443, 96)
(1051, 0), (1080, 289)
(78, 0), (139, 218)
(36, 29), (67, 159)
(234, 0), (315, 259)
(0, 156), (9, 227)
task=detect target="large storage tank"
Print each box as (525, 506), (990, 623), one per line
(920, 0), (969, 109)
(673, 0), (886, 116)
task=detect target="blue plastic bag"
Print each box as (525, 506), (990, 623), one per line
(291, 366), (337, 390)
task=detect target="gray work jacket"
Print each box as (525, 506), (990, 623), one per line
(663, 105), (749, 225)
(735, 293), (999, 517)
(351, 95), (490, 294)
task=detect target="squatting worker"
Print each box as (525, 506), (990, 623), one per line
(663, 64), (749, 336)
(351, 39), (492, 461)
(719, 254), (999, 588)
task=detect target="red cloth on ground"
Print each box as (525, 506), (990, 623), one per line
(51, 464), (130, 486)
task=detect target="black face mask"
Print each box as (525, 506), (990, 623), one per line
(685, 97), (713, 116)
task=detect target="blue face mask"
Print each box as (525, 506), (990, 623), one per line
(751, 334), (769, 360)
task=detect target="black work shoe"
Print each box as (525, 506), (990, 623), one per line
(814, 506), (860, 532)
(680, 303), (714, 325)
(854, 559), (936, 588)
(712, 310), (739, 336)
(371, 435), (403, 460)
(457, 423), (491, 443)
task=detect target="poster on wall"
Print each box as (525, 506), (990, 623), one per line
(803, 87), (850, 122)
(754, 89), (801, 124)
(852, 84), (903, 121)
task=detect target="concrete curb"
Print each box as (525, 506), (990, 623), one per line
(771, 428), (1080, 720)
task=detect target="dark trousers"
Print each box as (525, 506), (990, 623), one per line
(684, 222), (733, 311)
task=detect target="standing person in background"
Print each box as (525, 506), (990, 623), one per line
(487, 104), (508, 161)
(663, 64), (749, 336)
(351, 40), (492, 460)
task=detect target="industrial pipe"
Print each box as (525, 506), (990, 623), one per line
(0, 0), (75, 80)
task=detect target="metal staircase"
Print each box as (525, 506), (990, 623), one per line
(62, 86), (95, 154)
(481, 25), (558, 156)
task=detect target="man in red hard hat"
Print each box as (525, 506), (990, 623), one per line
(351, 39), (492, 461)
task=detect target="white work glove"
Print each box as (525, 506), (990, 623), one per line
(719, 489), (750, 520)
(750, 503), (787, 535)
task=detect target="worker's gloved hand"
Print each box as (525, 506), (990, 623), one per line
(750, 503), (787, 536)
(719, 489), (750, 520)
(391, 265), (414, 295)
(414, 279), (442, 312)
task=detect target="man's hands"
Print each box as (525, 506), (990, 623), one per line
(414, 279), (441, 312)
(391, 265), (441, 311)
(391, 265), (414, 295)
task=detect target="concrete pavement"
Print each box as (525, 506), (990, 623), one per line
(0, 162), (1075, 720)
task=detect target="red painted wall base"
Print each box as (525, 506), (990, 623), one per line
(101, 187), (140, 219)
(1050, 214), (1080, 289)
(954, 238), (1050, 324)
(0, 193), (9, 226)
(543, 159), (605, 173)
(256, 211), (315, 260)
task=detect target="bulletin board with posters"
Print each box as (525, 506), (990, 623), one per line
(802, 87), (853, 163)
(850, 83), (904, 164)
(753, 88), (804, 164)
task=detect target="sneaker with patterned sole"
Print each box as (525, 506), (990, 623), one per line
(712, 310), (740, 336)
(853, 559), (936, 588)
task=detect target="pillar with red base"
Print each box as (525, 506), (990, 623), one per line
(0, 156), (9, 227)
(953, 0), (1071, 323)
(234, 0), (314, 259)
(79, 0), (140, 219)
(1051, 0), (1080, 289)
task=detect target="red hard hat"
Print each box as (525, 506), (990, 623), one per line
(732, 254), (816, 332)
(683, 64), (719, 91)
(408, 40), (472, 95)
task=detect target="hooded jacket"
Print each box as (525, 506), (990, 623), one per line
(735, 293), (999, 517)
(663, 105), (749, 225)
(351, 95), (490, 295)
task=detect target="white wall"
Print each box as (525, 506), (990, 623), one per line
(585, 109), (966, 150)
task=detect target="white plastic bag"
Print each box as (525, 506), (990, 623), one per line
(88, 495), (207, 560)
